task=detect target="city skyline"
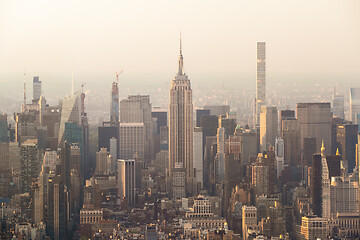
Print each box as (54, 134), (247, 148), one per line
(1, 2), (360, 239)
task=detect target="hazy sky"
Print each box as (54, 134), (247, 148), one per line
(1, 0), (360, 92)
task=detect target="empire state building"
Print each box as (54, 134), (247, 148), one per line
(169, 38), (194, 199)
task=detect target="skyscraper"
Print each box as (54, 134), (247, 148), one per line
(297, 103), (332, 154)
(117, 159), (135, 206)
(20, 139), (40, 193)
(330, 176), (359, 216)
(119, 123), (145, 162)
(196, 109), (210, 127)
(336, 123), (358, 172)
(110, 77), (119, 125)
(254, 42), (266, 126)
(0, 114), (8, 142)
(260, 105), (278, 152)
(203, 105), (230, 117)
(58, 92), (81, 146)
(0, 142), (9, 197)
(98, 123), (118, 153)
(169, 37), (194, 198)
(279, 110), (295, 137)
(320, 142), (330, 219)
(193, 127), (203, 192)
(95, 148), (108, 175)
(120, 95), (153, 164)
(281, 118), (301, 166)
(332, 92), (344, 120)
(311, 154), (322, 217)
(350, 88), (360, 123)
(214, 127), (225, 184)
(275, 137), (284, 178)
(33, 76), (42, 102)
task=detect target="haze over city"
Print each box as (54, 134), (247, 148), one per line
(1, 1), (360, 98)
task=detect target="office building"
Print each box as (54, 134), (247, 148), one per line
(203, 105), (230, 117)
(297, 103), (332, 154)
(96, 148), (108, 175)
(33, 167), (46, 225)
(350, 88), (360, 123)
(300, 215), (329, 240)
(117, 159), (135, 206)
(70, 144), (81, 174)
(279, 110), (295, 136)
(279, 110), (295, 121)
(260, 106), (278, 151)
(0, 114), (8, 142)
(119, 123), (145, 163)
(47, 173), (69, 240)
(58, 92), (81, 146)
(326, 154), (341, 179)
(0, 142), (9, 197)
(303, 137), (317, 166)
(9, 142), (20, 192)
(234, 126), (257, 165)
(169, 38), (195, 198)
(20, 139), (40, 193)
(311, 154), (322, 217)
(336, 123), (358, 172)
(332, 93), (345, 120)
(330, 176), (359, 216)
(64, 122), (82, 146)
(275, 138), (284, 178)
(98, 124), (118, 152)
(193, 127), (203, 192)
(42, 106), (61, 150)
(33, 76), (42, 101)
(196, 109), (210, 127)
(152, 108), (167, 134)
(218, 115), (237, 137)
(204, 136), (217, 192)
(109, 137), (117, 172)
(43, 150), (58, 172)
(251, 151), (275, 196)
(14, 111), (37, 143)
(242, 206), (260, 240)
(254, 42), (266, 126)
(199, 114), (218, 148)
(81, 109), (90, 181)
(281, 118), (301, 166)
(215, 127), (225, 184)
(321, 143), (330, 219)
(120, 95), (154, 163)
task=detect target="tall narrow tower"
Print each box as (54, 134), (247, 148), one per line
(110, 74), (120, 126)
(169, 37), (194, 199)
(33, 76), (42, 101)
(255, 42), (266, 126)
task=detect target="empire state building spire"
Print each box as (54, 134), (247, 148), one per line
(177, 35), (184, 76)
(169, 36), (194, 199)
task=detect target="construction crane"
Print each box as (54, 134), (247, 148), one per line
(115, 70), (124, 85)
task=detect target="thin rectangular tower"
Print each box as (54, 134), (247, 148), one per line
(255, 42), (266, 126)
